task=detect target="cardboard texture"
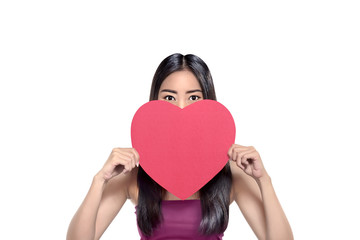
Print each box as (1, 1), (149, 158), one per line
(131, 100), (236, 200)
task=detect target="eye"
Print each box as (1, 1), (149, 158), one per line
(164, 95), (175, 101)
(189, 95), (200, 101)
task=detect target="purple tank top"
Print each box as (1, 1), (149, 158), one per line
(135, 199), (224, 240)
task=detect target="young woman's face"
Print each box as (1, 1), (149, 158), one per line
(157, 70), (204, 109)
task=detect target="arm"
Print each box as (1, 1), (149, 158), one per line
(67, 148), (139, 240)
(229, 144), (293, 240)
(257, 174), (292, 240)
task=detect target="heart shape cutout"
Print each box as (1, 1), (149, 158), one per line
(131, 99), (236, 200)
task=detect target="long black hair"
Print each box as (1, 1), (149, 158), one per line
(137, 53), (232, 236)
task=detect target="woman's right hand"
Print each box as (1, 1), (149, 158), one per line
(97, 147), (140, 182)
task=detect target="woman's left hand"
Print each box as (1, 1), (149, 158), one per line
(228, 144), (268, 180)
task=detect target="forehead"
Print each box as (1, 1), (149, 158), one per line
(159, 70), (201, 91)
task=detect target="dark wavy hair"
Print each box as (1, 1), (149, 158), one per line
(136, 53), (232, 236)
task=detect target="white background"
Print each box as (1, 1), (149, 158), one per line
(1, 0), (359, 239)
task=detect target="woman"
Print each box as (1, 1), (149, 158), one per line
(67, 53), (293, 240)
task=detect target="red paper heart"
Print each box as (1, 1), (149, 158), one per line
(131, 100), (236, 200)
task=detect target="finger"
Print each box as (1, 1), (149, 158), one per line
(127, 148), (140, 168)
(127, 152), (137, 168)
(111, 147), (123, 153)
(241, 151), (259, 167)
(121, 168), (129, 175)
(227, 144), (244, 158)
(116, 155), (132, 174)
(230, 147), (242, 161)
(244, 152), (263, 171)
(112, 164), (125, 177)
(244, 166), (253, 176)
(112, 152), (133, 171)
(103, 158), (128, 179)
(231, 146), (242, 161)
(236, 149), (255, 169)
(227, 144), (235, 158)
(235, 150), (250, 169)
(235, 155), (245, 170)
(230, 145), (254, 161)
(121, 150), (136, 169)
(113, 148), (137, 168)
(120, 154), (134, 172)
(131, 148), (140, 166)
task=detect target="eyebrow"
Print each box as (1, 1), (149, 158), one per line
(160, 89), (203, 94)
